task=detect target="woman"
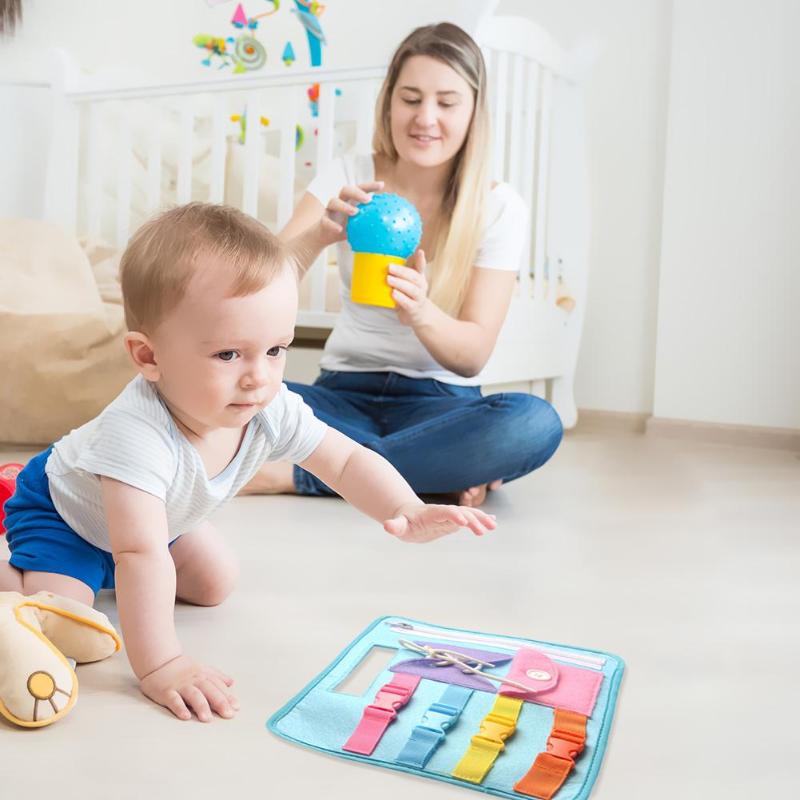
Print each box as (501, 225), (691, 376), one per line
(245, 22), (562, 506)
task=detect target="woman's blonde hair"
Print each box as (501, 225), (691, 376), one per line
(372, 22), (491, 316)
(120, 202), (288, 333)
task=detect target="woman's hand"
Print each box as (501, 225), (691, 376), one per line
(388, 248), (432, 327)
(315, 181), (384, 248)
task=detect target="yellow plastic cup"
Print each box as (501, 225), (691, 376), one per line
(350, 251), (405, 309)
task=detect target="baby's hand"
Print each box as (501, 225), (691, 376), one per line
(384, 503), (496, 543)
(139, 654), (239, 722)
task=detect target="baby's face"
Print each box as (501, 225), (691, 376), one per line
(149, 256), (298, 433)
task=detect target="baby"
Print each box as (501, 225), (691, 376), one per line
(0, 203), (494, 723)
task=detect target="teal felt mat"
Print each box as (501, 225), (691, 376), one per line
(267, 616), (624, 799)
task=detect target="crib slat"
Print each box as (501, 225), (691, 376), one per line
(209, 94), (226, 204)
(508, 53), (525, 195)
(145, 109), (162, 214)
(355, 81), (376, 153)
(277, 88), (297, 231)
(115, 114), (132, 247)
(242, 91), (262, 216)
(309, 82), (337, 312)
(316, 82), (336, 171)
(520, 60), (540, 295)
(482, 46), (493, 84)
(44, 93), (79, 233)
(308, 256), (328, 314)
(492, 50), (508, 181)
(481, 46), (493, 147)
(85, 104), (102, 240)
(176, 98), (194, 204)
(533, 70), (552, 301)
(484, 47), (496, 169)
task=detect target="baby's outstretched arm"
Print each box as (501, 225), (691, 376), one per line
(101, 477), (237, 722)
(298, 428), (496, 543)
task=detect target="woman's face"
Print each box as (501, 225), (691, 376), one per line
(389, 54), (475, 170)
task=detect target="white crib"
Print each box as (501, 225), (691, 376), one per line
(18, 14), (592, 427)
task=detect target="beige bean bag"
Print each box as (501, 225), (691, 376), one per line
(0, 219), (135, 445)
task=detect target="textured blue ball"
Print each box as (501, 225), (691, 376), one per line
(346, 192), (423, 258)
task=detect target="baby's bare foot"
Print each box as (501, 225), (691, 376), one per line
(238, 462), (295, 495)
(458, 479), (503, 507)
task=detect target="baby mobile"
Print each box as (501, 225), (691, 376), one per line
(195, 0), (332, 167)
(291, 0), (326, 67)
(194, 0), (327, 72)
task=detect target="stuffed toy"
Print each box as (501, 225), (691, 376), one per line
(0, 591), (121, 728)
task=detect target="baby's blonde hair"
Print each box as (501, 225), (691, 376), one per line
(120, 202), (288, 333)
(372, 23), (491, 316)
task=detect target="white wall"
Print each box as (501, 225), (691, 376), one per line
(497, 0), (673, 416)
(653, 0), (800, 429)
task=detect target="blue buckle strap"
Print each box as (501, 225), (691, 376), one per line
(395, 686), (473, 769)
(421, 701), (461, 734)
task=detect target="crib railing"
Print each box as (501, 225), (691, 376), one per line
(479, 16), (583, 306)
(476, 16), (591, 419)
(42, 53), (385, 328)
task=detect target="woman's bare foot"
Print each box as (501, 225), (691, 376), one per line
(459, 479), (503, 507)
(238, 461), (296, 496)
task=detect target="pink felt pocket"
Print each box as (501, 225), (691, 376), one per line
(499, 647), (603, 717)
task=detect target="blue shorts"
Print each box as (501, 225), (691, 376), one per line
(4, 447), (116, 594)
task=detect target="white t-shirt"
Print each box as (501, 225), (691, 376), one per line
(45, 375), (327, 551)
(307, 154), (528, 385)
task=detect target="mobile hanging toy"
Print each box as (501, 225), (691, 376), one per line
(194, 0), (278, 73)
(292, 0), (326, 66)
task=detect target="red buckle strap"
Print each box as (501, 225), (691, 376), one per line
(372, 681), (415, 712)
(342, 673), (420, 755)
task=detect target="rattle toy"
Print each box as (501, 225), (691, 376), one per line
(347, 192), (422, 309)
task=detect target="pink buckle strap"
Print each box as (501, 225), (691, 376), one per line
(343, 673), (421, 755)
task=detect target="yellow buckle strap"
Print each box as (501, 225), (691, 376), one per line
(451, 696), (523, 784)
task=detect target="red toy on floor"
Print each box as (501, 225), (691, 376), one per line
(0, 463), (23, 535)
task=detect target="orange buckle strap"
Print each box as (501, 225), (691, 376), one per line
(514, 708), (587, 799)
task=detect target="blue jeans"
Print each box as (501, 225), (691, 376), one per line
(285, 371), (563, 496)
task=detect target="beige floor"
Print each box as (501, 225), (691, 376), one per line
(0, 429), (798, 799)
